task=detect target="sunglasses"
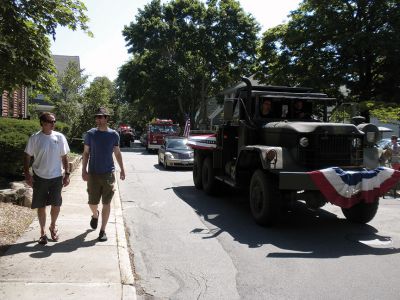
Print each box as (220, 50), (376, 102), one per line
(44, 120), (56, 124)
(95, 115), (106, 119)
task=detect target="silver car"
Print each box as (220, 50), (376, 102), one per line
(158, 137), (194, 169)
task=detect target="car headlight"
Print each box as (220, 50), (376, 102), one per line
(189, 152), (194, 158)
(165, 152), (174, 158)
(299, 137), (309, 147)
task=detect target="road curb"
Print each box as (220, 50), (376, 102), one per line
(114, 174), (137, 300)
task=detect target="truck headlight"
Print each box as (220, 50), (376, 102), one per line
(299, 137), (309, 147)
(352, 138), (363, 148)
(357, 123), (379, 146)
(366, 132), (376, 143)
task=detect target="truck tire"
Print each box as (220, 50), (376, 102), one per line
(193, 153), (203, 189)
(249, 169), (281, 226)
(202, 156), (218, 195)
(341, 200), (379, 224)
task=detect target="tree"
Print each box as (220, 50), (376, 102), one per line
(79, 77), (116, 137)
(119, 0), (259, 126)
(258, 0), (400, 105)
(0, 0), (91, 92)
(51, 61), (88, 137)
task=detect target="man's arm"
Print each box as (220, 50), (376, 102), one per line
(82, 144), (90, 181)
(62, 154), (70, 187)
(113, 146), (126, 180)
(24, 153), (33, 187)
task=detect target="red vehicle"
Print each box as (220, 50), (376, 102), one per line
(117, 124), (135, 147)
(146, 119), (179, 151)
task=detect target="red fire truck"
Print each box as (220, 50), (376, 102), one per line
(146, 119), (179, 151)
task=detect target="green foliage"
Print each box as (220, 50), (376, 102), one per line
(0, 0), (91, 92)
(257, 0), (400, 105)
(0, 118), (70, 176)
(119, 0), (260, 126)
(0, 118), (38, 177)
(77, 77), (116, 138)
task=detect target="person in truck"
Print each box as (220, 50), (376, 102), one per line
(260, 98), (274, 118)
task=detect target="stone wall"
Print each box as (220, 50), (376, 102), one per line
(0, 156), (82, 207)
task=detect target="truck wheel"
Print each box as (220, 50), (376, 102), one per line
(193, 153), (203, 189)
(249, 170), (281, 226)
(202, 156), (218, 195)
(341, 200), (379, 224)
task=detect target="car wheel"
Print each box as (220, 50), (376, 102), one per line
(341, 200), (379, 224)
(249, 169), (281, 226)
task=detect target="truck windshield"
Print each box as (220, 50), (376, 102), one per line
(150, 125), (178, 133)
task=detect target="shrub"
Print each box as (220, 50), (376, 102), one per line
(0, 118), (70, 177)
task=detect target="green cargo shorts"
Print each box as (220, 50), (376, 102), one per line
(87, 173), (115, 205)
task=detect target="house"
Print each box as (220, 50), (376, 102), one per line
(1, 55), (80, 118)
(1, 87), (28, 118)
(30, 55), (80, 113)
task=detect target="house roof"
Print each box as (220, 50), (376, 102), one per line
(52, 55), (80, 75)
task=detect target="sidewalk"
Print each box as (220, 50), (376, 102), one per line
(0, 166), (136, 300)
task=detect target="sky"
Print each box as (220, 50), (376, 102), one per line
(50, 0), (301, 81)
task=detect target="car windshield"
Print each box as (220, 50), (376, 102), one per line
(377, 138), (400, 149)
(167, 139), (190, 150)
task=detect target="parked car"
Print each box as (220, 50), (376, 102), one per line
(158, 136), (194, 169)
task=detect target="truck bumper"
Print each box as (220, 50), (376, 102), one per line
(278, 172), (318, 190)
(148, 144), (161, 150)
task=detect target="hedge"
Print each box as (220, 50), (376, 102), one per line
(0, 118), (70, 177)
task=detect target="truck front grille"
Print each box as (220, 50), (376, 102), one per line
(299, 135), (363, 168)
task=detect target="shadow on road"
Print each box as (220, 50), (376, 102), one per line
(172, 185), (400, 259)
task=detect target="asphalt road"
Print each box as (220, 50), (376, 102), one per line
(118, 144), (400, 300)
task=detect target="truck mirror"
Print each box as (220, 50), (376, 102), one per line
(224, 99), (234, 122)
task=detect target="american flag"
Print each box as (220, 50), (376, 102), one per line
(183, 118), (191, 137)
(309, 167), (400, 208)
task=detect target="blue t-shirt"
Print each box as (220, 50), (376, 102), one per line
(84, 128), (120, 174)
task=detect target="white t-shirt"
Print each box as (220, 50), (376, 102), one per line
(25, 131), (70, 179)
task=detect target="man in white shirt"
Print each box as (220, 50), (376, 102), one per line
(24, 112), (70, 245)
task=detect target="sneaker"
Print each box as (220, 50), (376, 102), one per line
(38, 234), (48, 245)
(98, 230), (107, 242)
(90, 210), (99, 229)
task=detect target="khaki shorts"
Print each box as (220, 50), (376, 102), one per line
(87, 173), (115, 205)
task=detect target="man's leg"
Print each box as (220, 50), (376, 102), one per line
(37, 207), (46, 236)
(100, 204), (110, 231)
(89, 204), (99, 218)
(49, 205), (60, 229)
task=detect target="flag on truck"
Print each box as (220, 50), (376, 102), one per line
(308, 167), (400, 208)
(183, 118), (190, 137)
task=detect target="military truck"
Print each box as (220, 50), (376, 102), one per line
(189, 77), (391, 226)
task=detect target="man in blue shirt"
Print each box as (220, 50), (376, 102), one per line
(82, 107), (126, 241)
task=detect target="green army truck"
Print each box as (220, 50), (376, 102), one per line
(189, 77), (389, 226)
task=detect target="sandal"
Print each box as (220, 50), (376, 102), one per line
(49, 227), (59, 241)
(38, 234), (48, 245)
